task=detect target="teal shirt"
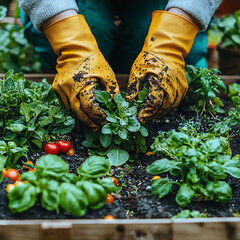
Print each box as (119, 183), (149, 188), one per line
(19, 0), (216, 72)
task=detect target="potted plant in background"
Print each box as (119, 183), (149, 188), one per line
(217, 10), (240, 75)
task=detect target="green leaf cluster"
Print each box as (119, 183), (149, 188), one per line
(185, 65), (226, 115)
(147, 124), (240, 207)
(82, 90), (148, 166)
(209, 84), (240, 136)
(217, 10), (240, 48)
(7, 154), (117, 216)
(0, 70), (75, 167)
(0, 7), (43, 73)
(171, 209), (207, 219)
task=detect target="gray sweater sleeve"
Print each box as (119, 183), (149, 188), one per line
(166, 0), (222, 30)
(18, 0), (78, 31)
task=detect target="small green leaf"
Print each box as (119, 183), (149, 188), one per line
(95, 90), (111, 104)
(77, 181), (107, 209)
(3, 131), (16, 140)
(139, 125), (148, 137)
(151, 177), (173, 198)
(206, 181), (232, 202)
(176, 183), (195, 207)
(41, 180), (60, 211)
(20, 102), (32, 122)
(77, 155), (111, 178)
(31, 139), (42, 149)
(4, 78), (15, 91)
(118, 128), (128, 140)
(232, 34), (240, 45)
(97, 177), (118, 193)
(20, 171), (38, 185)
(6, 123), (26, 133)
(60, 173), (79, 184)
(106, 115), (117, 123)
(107, 148), (129, 166)
(8, 183), (38, 213)
(224, 157), (240, 178)
(99, 133), (112, 148)
(101, 123), (112, 135)
(59, 183), (88, 216)
(127, 117), (140, 132)
(36, 155), (69, 179)
(147, 158), (176, 174)
(39, 116), (53, 126)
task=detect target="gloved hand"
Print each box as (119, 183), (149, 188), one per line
(125, 11), (199, 124)
(44, 15), (120, 131)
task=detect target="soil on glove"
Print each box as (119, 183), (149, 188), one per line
(0, 97), (239, 220)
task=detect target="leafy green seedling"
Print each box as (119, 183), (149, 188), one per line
(0, 70), (75, 168)
(171, 210), (207, 219)
(82, 88), (149, 166)
(148, 122), (240, 207)
(217, 10), (240, 48)
(209, 88), (240, 136)
(7, 154), (117, 216)
(185, 65), (226, 116)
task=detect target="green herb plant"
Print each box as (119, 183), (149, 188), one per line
(217, 10), (240, 48)
(0, 70), (75, 170)
(208, 83), (240, 136)
(7, 154), (117, 216)
(185, 65), (226, 116)
(147, 122), (240, 207)
(171, 210), (207, 219)
(0, 6), (42, 73)
(82, 87), (149, 166)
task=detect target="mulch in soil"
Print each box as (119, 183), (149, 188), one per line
(0, 98), (239, 220)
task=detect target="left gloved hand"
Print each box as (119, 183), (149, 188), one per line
(44, 15), (120, 131)
(125, 10), (199, 124)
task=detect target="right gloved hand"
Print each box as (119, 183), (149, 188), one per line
(44, 15), (120, 131)
(125, 11), (199, 124)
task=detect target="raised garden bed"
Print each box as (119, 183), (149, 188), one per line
(0, 73), (240, 240)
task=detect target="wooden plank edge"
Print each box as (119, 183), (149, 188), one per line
(1, 217), (240, 225)
(1, 218), (240, 240)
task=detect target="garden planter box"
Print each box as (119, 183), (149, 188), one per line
(0, 74), (240, 240)
(218, 46), (240, 75)
(1, 218), (240, 240)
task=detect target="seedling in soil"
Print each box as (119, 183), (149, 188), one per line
(82, 87), (149, 166)
(171, 210), (207, 219)
(0, 6), (43, 73)
(0, 70), (75, 169)
(216, 10), (240, 48)
(208, 88), (240, 136)
(185, 65), (226, 116)
(7, 154), (117, 216)
(148, 124), (240, 207)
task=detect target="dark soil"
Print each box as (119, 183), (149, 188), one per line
(0, 98), (240, 220)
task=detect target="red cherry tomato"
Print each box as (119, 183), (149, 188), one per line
(111, 177), (118, 187)
(56, 140), (72, 153)
(5, 169), (20, 182)
(44, 143), (59, 155)
(106, 194), (114, 205)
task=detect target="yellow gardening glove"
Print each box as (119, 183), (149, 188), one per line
(125, 11), (199, 124)
(44, 15), (120, 131)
